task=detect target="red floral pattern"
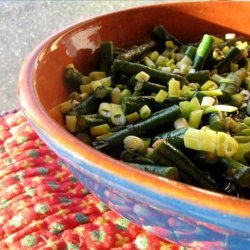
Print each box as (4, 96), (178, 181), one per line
(0, 110), (184, 250)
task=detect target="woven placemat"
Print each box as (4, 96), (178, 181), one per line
(0, 108), (185, 250)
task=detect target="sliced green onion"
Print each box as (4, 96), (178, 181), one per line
(179, 100), (191, 119)
(181, 85), (194, 97)
(89, 71), (106, 81)
(126, 112), (140, 124)
(230, 63), (239, 72)
(144, 56), (156, 69)
(200, 80), (218, 91)
(203, 105), (238, 114)
(211, 35), (224, 46)
(78, 93), (89, 102)
(199, 89), (223, 96)
(60, 100), (73, 114)
(149, 51), (159, 62)
(225, 117), (243, 134)
(244, 117), (250, 126)
(221, 46), (230, 55)
(174, 117), (189, 129)
(189, 110), (203, 128)
(98, 102), (112, 118)
(161, 67), (172, 74)
(155, 89), (168, 103)
(139, 105), (151, 119)
(230, 93), (244, 106)
(189, 97), (201, 112)
(201, 96), (215, 108)
(155, 55), (168, 67)
(123, 135), (145, 152)
(166, 59), (175, 67)
(80, 83), (94, 94)
(135, 71), (150, 82)
(225, 33), (235, 40)
(111, 104), (126, 126)
(168, 78), (180, 97)
(90, 123), (111, 136)
(66, 115), (77, 133)
(91, 80), (102, 91)
(111, 87), (121, 104)
(100, 76), (112, 87)
(165, 40), (175, 49)
(121, 89), (132, 98)
(211, 74), (224, 84)
(184, 127), (238, 157)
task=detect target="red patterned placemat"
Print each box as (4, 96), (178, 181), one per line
(0, 109), (185, 250)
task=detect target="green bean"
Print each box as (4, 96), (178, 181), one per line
(150, 141), (220, 191)
(73, 94), (100, 115)
(209, 112), (226, 131)
(118, 41), (156, 62)
(113, 59), (187, 85)
(94, 105), (182, 152)
(129, 163), (179, 180)
(219, 68), (247, 102)
(120, 150), (155, 165)
(219, 157), (250, 188)
(121, 96), (186, 114)
(186, 70), (210, 84)
(193, 34), (213, 70)
(185, 46), (197, 61)
(151, 25), (183, 46)
(215, 47), (242, 74)
(100, 41), (113, 75)
(64, 64), (90, 87)
(62, 26), (250, 199)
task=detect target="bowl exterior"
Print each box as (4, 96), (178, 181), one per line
(18, 2), (250, 249)
(26, 117), (250, 250)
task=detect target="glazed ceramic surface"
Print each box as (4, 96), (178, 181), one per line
(18, 2), (250, 249)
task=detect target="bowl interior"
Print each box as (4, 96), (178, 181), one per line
(34, 1), (250, 125)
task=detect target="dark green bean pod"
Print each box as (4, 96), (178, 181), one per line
(114, 47), (129, 57)
(151, 25), (183, 46)
(219, 157), (250, 188)
(215, 47), (242, 74)
(185, 46), (197, 61)
(77, 114), (107, 131)
(117, 41), (156, 62)
(113, 59), (188, 85)
(219, 68), (247, 103)
(120, 150), (155, 165)
(100, 41), (113, 75)
(135, 81), (167, 94)
(64, 64), (90, 88)
(149, 141), (220, 191)
(94, 85), (112, 99)
(121, 96), (186, 114)
(186, 70), (210, 84)
(94, 105), (182, 152)
(209, 112), (226, 131)
(193, 34), (213, 70)
(73, 94), (100, 115)
(129, 163), (179, 180)
(152, 128), (187, 148)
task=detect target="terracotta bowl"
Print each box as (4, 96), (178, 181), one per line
(18, 2), (250, 249)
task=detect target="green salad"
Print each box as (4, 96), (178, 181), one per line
(61, 25), (250, 198)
